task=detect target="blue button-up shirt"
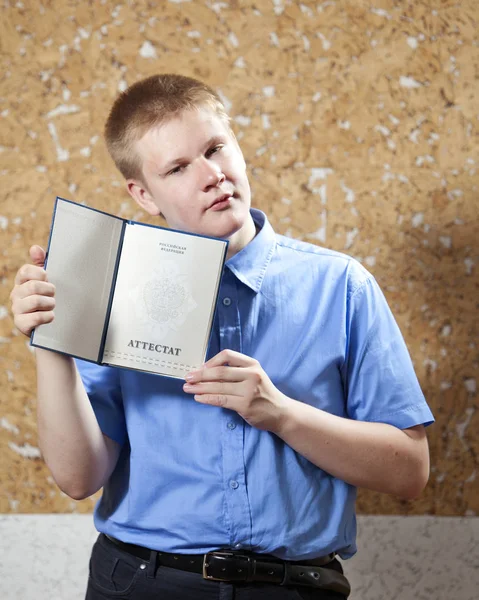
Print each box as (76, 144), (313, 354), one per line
(77, 209), (433, 560)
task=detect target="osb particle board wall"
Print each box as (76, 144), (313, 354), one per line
(0, 1), (477, 515)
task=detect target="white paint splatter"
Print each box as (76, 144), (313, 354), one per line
(234, 56), (245, 68)
(316, 32), (331, 50)
(407, 37), (418, 49)
(262, 114), (271, 129)
(256, 146), (267, 156)
(340, 180), (355, 203)
(371, 7), (391, 18)
(47, 123), (69, 162)
(465, 470), (476, 483)
(375, 124), (391, 137)
(388, 114), (400, 125)
(78, 27), (90, 39)
(118, 79), (128, 92)
(411, 213), (424, 227)
(302, 35), (310, 51)
(0, 216), (8, 230)
(309, 168), (333, 186)
(209, 2), (228, 13)
(46, 104), (80, 119)
(8, 442), (41, 459)
(312, 92), (322, 102)
(269, 32), (280, 47)
(464, 258), (474, 275)
(187, 30), (201, 38)
(464, 379), (476, 393)
(281, 197), (291, 205)
(439, 236), (451, 249)
(415, 154), (434, 165)
(400, 76), (423, 89)
(447, 189), (463, 201)
(228, 32), (239, 48)
(215, 90), (231, 114)
(409, 129), (421, 144)
(308, 210), (327, 243)
(456, 407), (474, 448)
(263, 86), (275, 97)
(345, 227), (359, 249)
(1, 418), (19, 435)
(423, 358), (437, 372)
(273, 0), (284, 15)
(338, 120), (350, 130)
(299, 3), (313, 16)
(169, 0), (191, 3)
(441, 324), (451, 337)
(139, 41), (157, 58)
(234, 115), (251, 127)
(365, 256), (376, 267)
(80, 147), (91, 157)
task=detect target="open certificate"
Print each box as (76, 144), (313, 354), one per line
(31, 197), (228, 379)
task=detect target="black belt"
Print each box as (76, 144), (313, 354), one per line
(103, 534), (351, 596)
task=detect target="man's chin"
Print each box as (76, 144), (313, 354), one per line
(206, 207), (250, 238)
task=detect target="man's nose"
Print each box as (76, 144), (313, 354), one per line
(199, 157), (225, 189)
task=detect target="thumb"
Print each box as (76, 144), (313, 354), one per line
(29, 245), (46, 267)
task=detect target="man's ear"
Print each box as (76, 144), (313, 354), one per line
(127, 180), (162, 216)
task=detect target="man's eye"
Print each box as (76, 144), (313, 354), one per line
(168, 165), (184, 175)
(206, 145), (223, 157)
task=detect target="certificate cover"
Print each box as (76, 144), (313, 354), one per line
(31, 197), (228, 379)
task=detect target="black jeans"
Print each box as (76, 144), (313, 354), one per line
(85, 534), (349, 600)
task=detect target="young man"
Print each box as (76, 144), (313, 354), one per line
(10, 74), (434, 600)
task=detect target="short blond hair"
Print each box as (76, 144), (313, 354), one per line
(104, 74), (230, 181)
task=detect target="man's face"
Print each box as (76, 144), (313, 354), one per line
(128, 107), (253, 244)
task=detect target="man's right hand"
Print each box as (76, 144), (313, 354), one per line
(10, 245), (56, 337)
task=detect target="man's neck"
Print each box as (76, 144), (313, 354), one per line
(226, 214), (258, 260)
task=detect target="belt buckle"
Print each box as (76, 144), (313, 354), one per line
(202, 551), (251, 582)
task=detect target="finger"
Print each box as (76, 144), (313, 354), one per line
(14, 264), (48, 286)
(29, 245), (46, 267)
(202, 349), (257, 369)
(192, 393), (238, 409)
(13, 294), (55, 315)
(15, 311), (54, 336)
(13, 280), (55, 301)
(183, 380), (244, 397)
(185, 365), (246, 384)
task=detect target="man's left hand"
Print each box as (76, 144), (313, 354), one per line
(183, 349), (288, 432)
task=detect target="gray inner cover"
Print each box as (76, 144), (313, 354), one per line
(32, 200), (123, 362)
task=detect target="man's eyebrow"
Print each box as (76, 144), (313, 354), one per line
(162, 135), (227, 172)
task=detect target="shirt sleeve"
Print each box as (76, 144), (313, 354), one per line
(343, 275), (434, 429)
(75, 359), (127, 446)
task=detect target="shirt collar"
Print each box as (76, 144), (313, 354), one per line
(225, 208), (276, 293)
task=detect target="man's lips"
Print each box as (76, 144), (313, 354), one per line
(208, 193), (233, 210)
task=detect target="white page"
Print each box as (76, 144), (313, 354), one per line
(32, 200), (124, 362)
(103, 224), (226, 378)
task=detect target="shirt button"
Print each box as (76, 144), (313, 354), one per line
(230, 480), (239, 489)
(227, 422), (236, 430)
(223, 297), (232, 306)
